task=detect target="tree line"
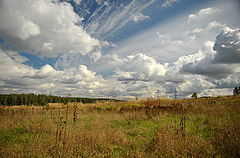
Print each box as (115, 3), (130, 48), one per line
(0, 93), (119, 106)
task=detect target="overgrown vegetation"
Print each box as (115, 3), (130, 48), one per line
(0, 96), (240, 157)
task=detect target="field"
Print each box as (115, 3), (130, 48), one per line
(0, 96), (240, 157)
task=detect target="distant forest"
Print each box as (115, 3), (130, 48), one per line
(0, 94), (119, 106)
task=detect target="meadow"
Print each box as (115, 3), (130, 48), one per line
(0, 96), (240, 157)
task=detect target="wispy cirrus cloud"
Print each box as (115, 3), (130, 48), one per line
(161, 0), (179, 8)
(75, 0), (157, 38)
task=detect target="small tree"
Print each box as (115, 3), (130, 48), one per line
(233, 86), (240, 95)
(191, 92), (197, 99)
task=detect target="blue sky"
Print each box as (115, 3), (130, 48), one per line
(0, 0), (239, 99)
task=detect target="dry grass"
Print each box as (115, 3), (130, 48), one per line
(148, 127), (216, 157)
(0, 96), (240, 157)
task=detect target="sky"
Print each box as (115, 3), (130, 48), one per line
(0, 0), (240, 99)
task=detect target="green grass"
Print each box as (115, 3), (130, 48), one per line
(185, 115), (216, 139)
(0, 127), (29, 147)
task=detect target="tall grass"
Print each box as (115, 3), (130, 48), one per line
(0, 96), (240, 157)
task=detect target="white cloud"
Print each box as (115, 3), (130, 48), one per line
(161, 0), (179, 8)
(156, 33), (184, 45)
(186, 21), (226, 42)
(212, 73), (240, 89)
(3, 51), (29, 64)
(55, 52), (123, 75)
(177, 75), (214, 97)
(0, 0), (100, 57)
(199, 88), (233, 97)
(131, 13), (149, 23)
(19, 18), (41, 40)
(74, 0), (81, 5)
(207, 21), (226, 30)
(115, 53), (166, 82)
(0, 48), (107, 97)
(188, 8), (219, 23)
(35, 64), (61, 78)
(0, 49), (36, 79)
(170, 41), (215, 71)
(54, 52), (168, 98)
(163, 36), (239, 97)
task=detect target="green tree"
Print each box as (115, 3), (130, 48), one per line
(3, 96), (8, 105)
(233, 86), (240, 95)
(191, 92), (197, 99)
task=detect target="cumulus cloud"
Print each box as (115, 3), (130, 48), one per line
(0, 50), (161, 99)
(0, 0), (100, 57)
(181, 26), (240, 79)
(18, 19), (41, 40)
(161, 0), (179, 8)
(213, 27), (240, 64)
(186, 21), (226, 42)
(177, 76), (214, 97)
(3, 51), (29, 64)
(163, 26), (240, 97)
(212, 73), (240, 89)
(172, 41), (216, 71)
(0, 49), (35, 80)
(115, 53), (167, 82)
(180, 41), (234, 79)
(188, 8), (218, 23)
(207, 21), (226, 31)
(34, 64), (61, 79)
(182, 63), (233, 79)
(0, 48), (106, 96)
(54, 52), (169, 98)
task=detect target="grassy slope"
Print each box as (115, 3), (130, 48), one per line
(0, 96), (240, 157)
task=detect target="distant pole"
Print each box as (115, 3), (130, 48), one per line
(156, 90), (160, 99)
(174, 89), (177, 99)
